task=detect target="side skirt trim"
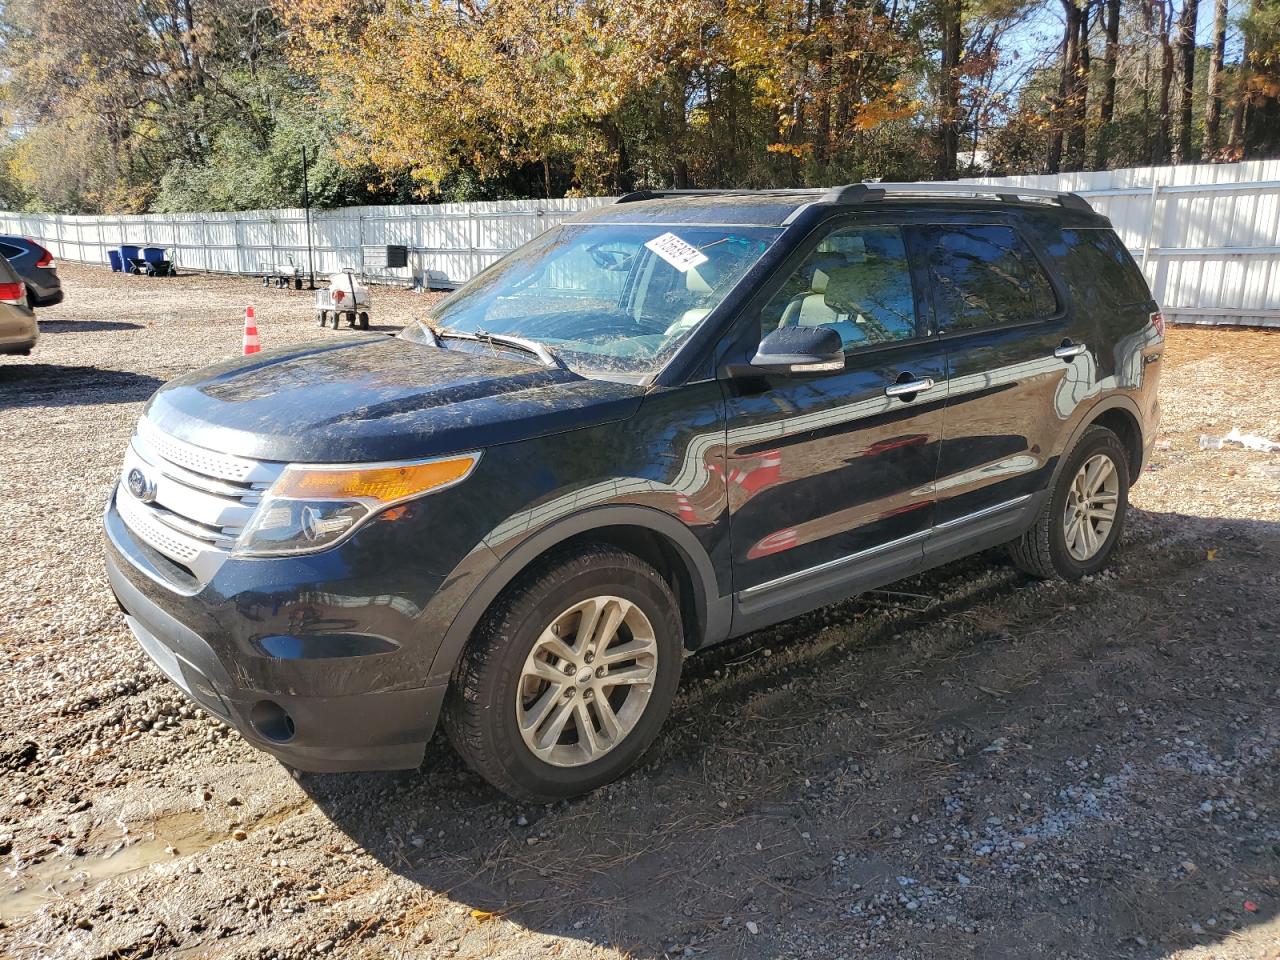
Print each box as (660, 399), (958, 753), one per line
(738, 529), (930, 600)
(737, 494), (1034, 602)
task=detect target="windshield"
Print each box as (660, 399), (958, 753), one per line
(426, 222), (781, 376)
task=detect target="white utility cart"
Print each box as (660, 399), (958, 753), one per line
(315, 269), (371, 331)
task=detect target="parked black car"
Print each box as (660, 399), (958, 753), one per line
(104, 183), (1163, 800)
(0, 235), (63, 307)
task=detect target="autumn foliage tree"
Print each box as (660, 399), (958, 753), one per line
(279, 0), (926, 197)
(0, 0), (1275, 211)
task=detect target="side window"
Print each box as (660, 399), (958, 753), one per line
(917, 225), (1058, 333)
(1043, 228), (1151, 313)
(0, 243), (22, 259)
(759, 225), (918, 351)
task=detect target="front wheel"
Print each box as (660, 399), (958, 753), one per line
(444, 546), (683, 802)
(1007, 424), (1130, 580)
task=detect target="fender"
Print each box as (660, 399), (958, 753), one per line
(424, 503), (730, 685)
(1047, 392), (1145, 490)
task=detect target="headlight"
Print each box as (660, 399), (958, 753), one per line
(233, 452), (480, 557)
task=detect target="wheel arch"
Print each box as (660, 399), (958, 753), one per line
(1052, 395), (1145, 490)
(426, 505), (729, 686)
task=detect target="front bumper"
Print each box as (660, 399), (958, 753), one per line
(104, 497), (449, 773)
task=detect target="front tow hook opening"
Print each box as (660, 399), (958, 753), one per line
(250, 700), (296, 743)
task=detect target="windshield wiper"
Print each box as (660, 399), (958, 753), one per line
(437, 327), (567, 370)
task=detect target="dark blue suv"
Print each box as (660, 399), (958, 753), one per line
(104, 183), (1163, 800)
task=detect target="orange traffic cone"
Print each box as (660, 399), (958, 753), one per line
(242, 306), (260, 355)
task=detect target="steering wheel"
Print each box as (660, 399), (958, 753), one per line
(588, 246), (632, 271)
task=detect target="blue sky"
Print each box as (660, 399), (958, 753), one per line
(997, 0), (1249, 94)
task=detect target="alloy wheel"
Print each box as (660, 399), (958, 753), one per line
(1063, 452), (1120, 561)
(515, 595), (659, 767)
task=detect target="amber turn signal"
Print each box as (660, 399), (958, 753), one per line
(272, 454), (480, 504)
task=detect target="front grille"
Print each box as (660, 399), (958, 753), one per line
(116, 420), (284, 583)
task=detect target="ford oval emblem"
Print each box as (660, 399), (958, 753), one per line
(127, 467), (156, 503)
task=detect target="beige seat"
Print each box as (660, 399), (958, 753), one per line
(780, 266), (870, 328)
(779, 268), (836, 328)
(663, 267), (716, 338)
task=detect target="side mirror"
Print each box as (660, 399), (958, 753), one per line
(749, 326), (844, 375)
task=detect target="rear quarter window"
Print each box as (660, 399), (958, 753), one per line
(1043, 228), (1152, 312)
(0, 242), (24, 259)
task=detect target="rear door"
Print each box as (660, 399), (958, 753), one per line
(907, 221), (1093, 529)
(720, 220), (946, 625)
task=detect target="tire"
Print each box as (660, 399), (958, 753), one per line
(329, 311), (342, 329)
(1007, 424), (1130, 580)
(444, 545), (684, 802)
(357, 311), (369, 330)
(316, 311), (327, 326)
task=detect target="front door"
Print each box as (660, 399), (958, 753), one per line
(720, 222), (946, 626)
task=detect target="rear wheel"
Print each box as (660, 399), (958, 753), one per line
(444, 545), (683, 801)
(357, 311), (370, 330)
(316, 310), (327, 326)
(1007, 424), (1130, 580)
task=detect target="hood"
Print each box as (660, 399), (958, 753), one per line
(144, 336), (645, 463)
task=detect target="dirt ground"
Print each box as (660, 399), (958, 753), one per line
(1, 262), (1278, 960)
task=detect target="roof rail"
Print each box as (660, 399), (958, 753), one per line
(825, 181), (1093, 211)
(615, 189), (728, 203)
(613, 187), (826, 204)
(613, 182), (1094, 212)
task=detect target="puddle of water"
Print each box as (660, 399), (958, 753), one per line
(0, 802), (307, 923)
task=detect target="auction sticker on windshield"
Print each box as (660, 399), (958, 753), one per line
(645, 232), (709, 272)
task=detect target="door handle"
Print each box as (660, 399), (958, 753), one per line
(884, 377), (935, 398)
(1054, 341), (1087, 359)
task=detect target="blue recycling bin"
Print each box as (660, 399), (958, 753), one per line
(107, 250), (123, 272)
(142, 246), (166, 264)
(119, 244), (141, 273)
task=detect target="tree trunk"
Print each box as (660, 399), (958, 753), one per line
(1048, 0), (1081, 173)
(1094, 0), (1121, 168)
(1066, 3), (1091, 170)
(936, 0), (963, 179)
(1154, 24), (1175, 163)
(1228, 25), (1251, 149)
(1204, 0), (1228, 152)
(1173, 0), (1200, 162)
(815, 0), (834, 166)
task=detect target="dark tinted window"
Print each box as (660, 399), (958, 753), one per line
(916, 225), (1057, 333)
(0, 243), (23, 259)
(1044, 228), (1150, 312)
(760, 225), (918, 351)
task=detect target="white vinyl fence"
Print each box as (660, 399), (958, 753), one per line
(0, 198), (611, 291)
(965, 159), (1280, 327)
(1, 160), (1278, 326)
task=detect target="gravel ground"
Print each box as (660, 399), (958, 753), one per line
(1, 263), (1278, 960)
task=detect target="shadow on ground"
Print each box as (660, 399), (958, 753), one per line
(299, 511), (1280, 958)
(37, 320), (145, 333)
(0, 364), (164, 406)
